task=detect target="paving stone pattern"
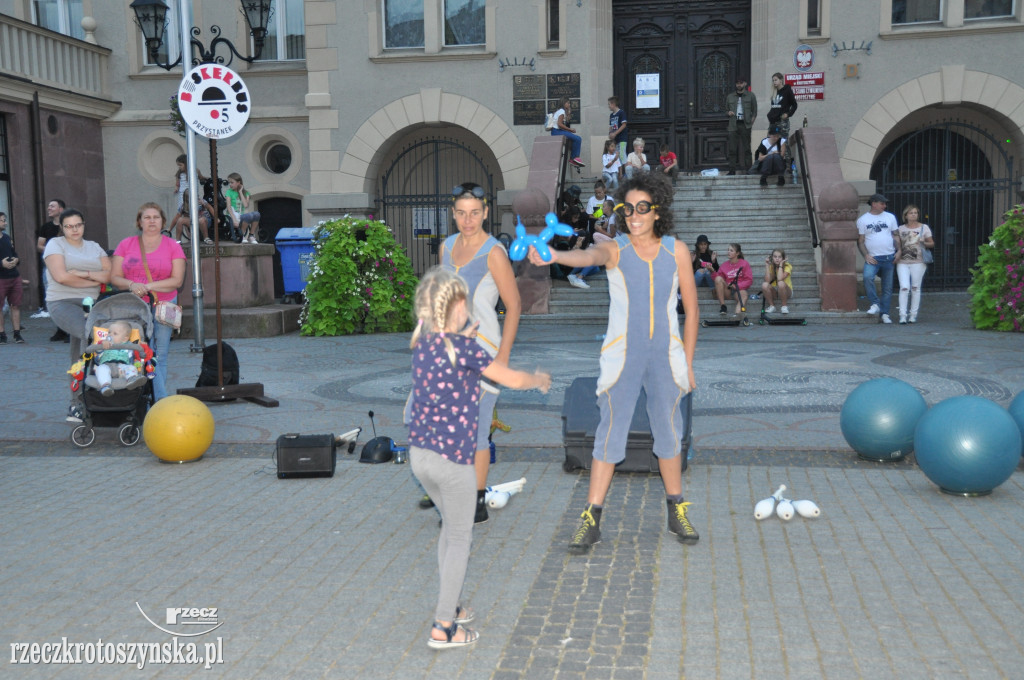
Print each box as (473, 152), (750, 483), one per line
(3, 293), (1024, 678)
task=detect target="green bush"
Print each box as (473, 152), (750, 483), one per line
(968, 204), (1024, 332)
(299, 217), (418, 336)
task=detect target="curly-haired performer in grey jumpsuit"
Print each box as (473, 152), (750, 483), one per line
(529, 172), (701, 553)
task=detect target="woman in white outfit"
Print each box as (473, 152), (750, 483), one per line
(895, 204), (934, 324)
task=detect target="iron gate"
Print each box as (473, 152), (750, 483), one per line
(378, 138), (494, 276)
(872, 121), (1019, 289)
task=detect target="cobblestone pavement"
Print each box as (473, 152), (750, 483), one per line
(3, 293), (1024, 678)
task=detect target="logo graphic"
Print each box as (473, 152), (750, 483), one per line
(176, 64), (251, 139)
(136, 602), (224, 637)
(794, 44), (814, 72)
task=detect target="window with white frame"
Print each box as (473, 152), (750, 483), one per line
(257, 0), (306, 60)
(964, 0), (1015, 19)
(806, 0), (821, 34)
(384, 0), (425, 48)
(443, 0), (485, 46)
(892, 0), (943, 24)
(32, 0), (84, 40)
(142, 0), (182, 67)
(547, 0), (559, 48)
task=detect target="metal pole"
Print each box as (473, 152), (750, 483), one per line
(181, 0), (205, 351)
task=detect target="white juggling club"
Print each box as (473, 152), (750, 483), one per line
(776, 497), (795, 521)
(485, 478), (526, 509)
(754, 485), (786, 520)
(791, 499), (821, 518)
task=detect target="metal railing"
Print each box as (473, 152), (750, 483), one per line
(0, 14), (111, 99)
(790, 129), (820, 248)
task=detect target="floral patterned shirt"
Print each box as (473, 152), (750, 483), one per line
(409, 334), (492, 464)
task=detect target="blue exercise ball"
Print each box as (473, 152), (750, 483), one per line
(1008, 391), (1024, 457)
(840, 377), (928, 461)
(915, 396), (1022, 496)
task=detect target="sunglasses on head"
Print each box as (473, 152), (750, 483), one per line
(614, 201), (658, 216)
(452, 184), (486, 201)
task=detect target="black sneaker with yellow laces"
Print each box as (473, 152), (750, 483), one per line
(568, 505), (602, 554)
(667, 499), (699, 544)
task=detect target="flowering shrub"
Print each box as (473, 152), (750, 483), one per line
(169, 95), (186, 137)
(299, 216), (418, 336)
(968, 204), (1024, 332)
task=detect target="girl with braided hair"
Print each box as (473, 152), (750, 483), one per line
(407, 267), (550, 650)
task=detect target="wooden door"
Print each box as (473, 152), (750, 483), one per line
(613, 1), (751, 171)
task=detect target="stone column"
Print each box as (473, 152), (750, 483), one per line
(816, 182), (860, 311)
(511, 186), (552, 314)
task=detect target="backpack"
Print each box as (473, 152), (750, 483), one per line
(196, 341), (239, 387)
(544, 111), (557, 130)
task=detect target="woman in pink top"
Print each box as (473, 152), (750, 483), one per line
(713, 243), (753, 315)
(109, 203), (186, 400)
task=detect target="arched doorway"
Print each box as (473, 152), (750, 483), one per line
(259, 196), (304, 299)
(613, 2), (751, 171)
(378, 137), (495, 275)
(871, 121), (1017, 289)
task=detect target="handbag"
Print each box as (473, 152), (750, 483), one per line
(138, 236), (182, 330)
(922, 230), (934, 264)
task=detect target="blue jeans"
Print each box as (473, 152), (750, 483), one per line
(551, 129), (582, 158)
(863, 254), (895, 314)
(151, 296), (175, 400)
(694, 269), (714, 287)
(571, 266), (599, 278)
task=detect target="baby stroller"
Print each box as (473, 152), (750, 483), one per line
(68, 293), (156, 448)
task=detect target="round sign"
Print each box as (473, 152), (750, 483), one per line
(176, 64), (251, 140)
(794, 44), (814, 72)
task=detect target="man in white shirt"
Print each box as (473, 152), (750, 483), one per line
(856, 193), (901, 324)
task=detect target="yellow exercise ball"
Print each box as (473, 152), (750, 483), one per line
(143, 395), (215, 463)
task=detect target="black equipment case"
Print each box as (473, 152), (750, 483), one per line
(561, 377), (692, 473)
(276, 434), (337, 479)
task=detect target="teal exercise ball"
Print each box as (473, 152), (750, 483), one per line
(1008, 391), (1024, 457)
(840, 378), (927, 461)
(914, 396), (1021, 496)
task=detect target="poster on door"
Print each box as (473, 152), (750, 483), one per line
(636, 74), (660, 109)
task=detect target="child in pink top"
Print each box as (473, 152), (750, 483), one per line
(713, 243), (752, 315)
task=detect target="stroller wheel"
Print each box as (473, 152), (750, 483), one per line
(119, 422), (142, 447)
(71, 425), (96, 448)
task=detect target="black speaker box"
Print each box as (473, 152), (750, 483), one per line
(276, 434), (336, 479)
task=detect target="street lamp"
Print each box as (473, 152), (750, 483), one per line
(130, 0), (273, 68)
(129, 0), (277, 409)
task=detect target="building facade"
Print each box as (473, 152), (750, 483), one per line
(2, 0), (1022, 303)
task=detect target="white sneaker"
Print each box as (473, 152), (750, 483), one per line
(909, 315), (917, 323)
(881, 314), (892, 324)
(576, 277), (591, 289)
(765, 305), (776, 313)
(31, 309), (50, 319)
(866, 304), (880, 315)
(567, 274), (579, 287)
(780, 306), (789, 314)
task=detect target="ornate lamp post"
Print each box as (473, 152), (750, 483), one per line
(130, 0), (277, 407)
(131, 0), (272, 69)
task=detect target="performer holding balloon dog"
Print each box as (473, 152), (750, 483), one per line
(408, 267), (550, 650)
(528, 172), (701, 553)
(438, 182), (522, 524)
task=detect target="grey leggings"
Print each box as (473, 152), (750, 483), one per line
(48, 297), (88, 405)
(410, 445), (476, 623)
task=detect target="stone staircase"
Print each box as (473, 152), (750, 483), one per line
(526, 174), (874, 325)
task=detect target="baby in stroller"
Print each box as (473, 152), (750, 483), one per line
(68, 293), (156, 447)
(93, 321), (141, 396)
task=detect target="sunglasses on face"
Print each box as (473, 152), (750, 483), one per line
(452, 184), (486, 201)
(614, 201), (658, 216)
